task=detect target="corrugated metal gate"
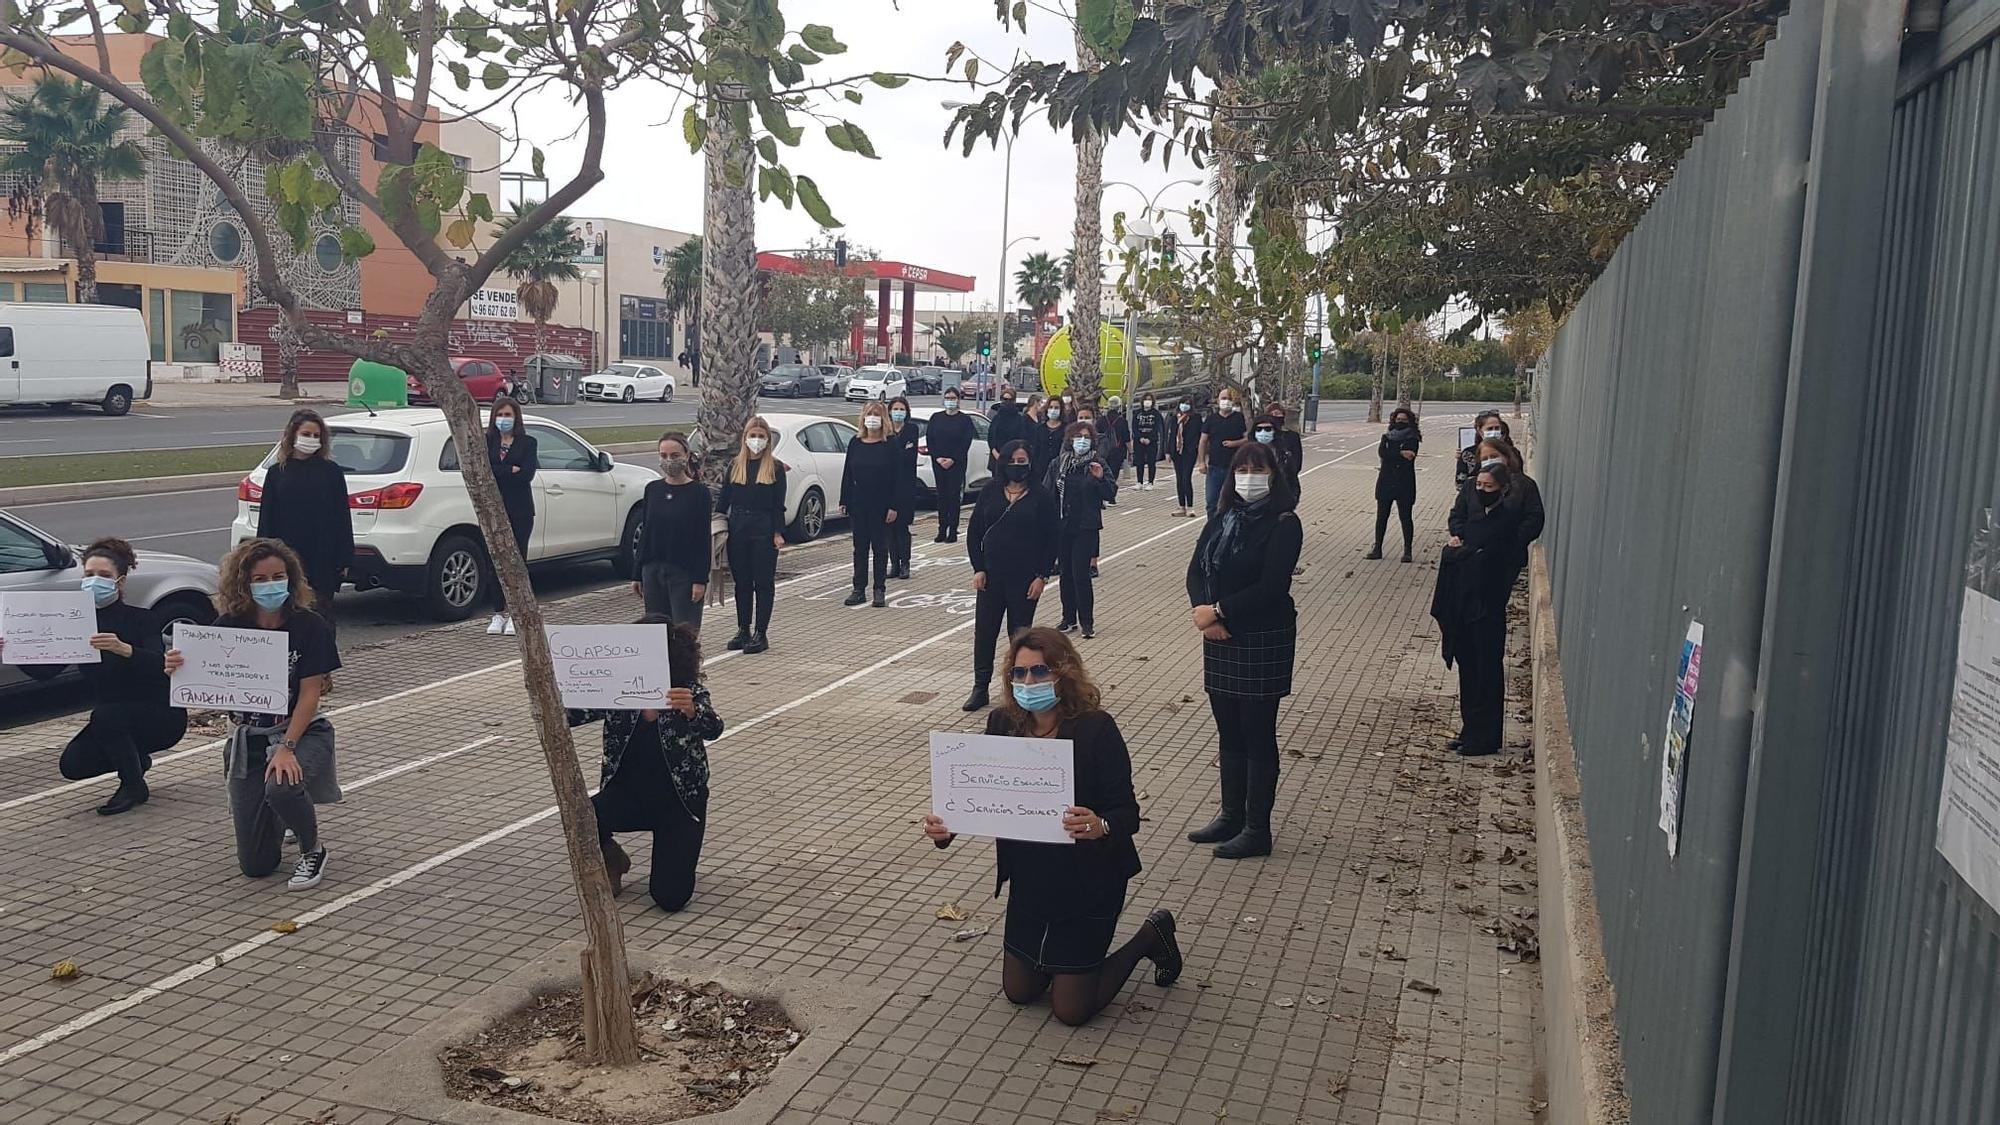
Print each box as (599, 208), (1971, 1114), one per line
(1534, 0), (2000, 1120)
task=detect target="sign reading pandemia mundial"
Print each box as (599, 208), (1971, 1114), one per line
(1038, 322), (1135, 398)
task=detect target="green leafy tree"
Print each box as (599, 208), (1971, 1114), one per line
(1500, 302), (1558, 417)
(761, 236), (870, 361)
(933, 316), (973, 364)
(660, 235), (702, 379)
(0, 75), (144, 305)
(1015, 251), (1065, 361)
(495, 202), (582, 357)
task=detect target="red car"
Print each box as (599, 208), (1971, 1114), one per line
(405, 357), (509, 404)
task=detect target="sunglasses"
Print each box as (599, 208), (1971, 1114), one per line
(1008, 664), (1056, 683)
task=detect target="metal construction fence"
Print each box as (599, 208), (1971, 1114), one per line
(1533, 0), (2000, 1120)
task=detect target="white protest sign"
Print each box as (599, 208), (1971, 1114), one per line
(545, 624), (671, 709)
(0, 591), (100, 665)
(930, 732), (1076, 845)
(1459, 425), (1479, 451)
(169, 622), (289, 715)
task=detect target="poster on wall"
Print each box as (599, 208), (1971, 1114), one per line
(1937, 510), (2000, 912)
(468, 288), (520, 321)
(571, 219), (608, 264)
(1658, 620), (1705, 858)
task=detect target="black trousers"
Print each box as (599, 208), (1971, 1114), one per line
(1057, 527), (1100, 628)
(935, 465), (968, 537)
(727, 529), (778, 634)
(593, 782), (706, 913)
(59, 702), (186, 785)
(972, 573), (1040, 683)
(495, 509), (534, 610)
(1374, 495), (1414, 553)
(1456, 612), (1509, 752)
(1207, 693), (1281, 831)
(1172, 460), (1196, 507)
(851, 510), (890, 591)
(891, 504), (914, 567)
(1135, 457), (1159, 484)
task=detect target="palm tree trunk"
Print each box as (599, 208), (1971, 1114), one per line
(73, 245), (98, 305)
(696, 10), (759, 484)
(1070, 26), (1105, 402)
(534, 316), (547, 358)
(1209, 81), (1241, 391)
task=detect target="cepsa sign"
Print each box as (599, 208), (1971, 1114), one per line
(898, 264), (930, 283)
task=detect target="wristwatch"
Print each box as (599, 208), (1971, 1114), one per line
(277, 737), (299, 751)
(1097, 817), (1110, 838)
(1212, 603), (1226, 622)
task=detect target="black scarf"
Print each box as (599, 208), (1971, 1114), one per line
(1199, 496), (1277, 601)
(1387, 422), (1420, 445)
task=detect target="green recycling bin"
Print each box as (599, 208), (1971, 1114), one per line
(346, 359), (409, 409)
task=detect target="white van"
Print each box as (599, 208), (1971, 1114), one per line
(0, 303), (152, 415)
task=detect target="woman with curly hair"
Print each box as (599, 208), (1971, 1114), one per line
(923, 626), (1183, 1025)
(168, 539), (341, 891)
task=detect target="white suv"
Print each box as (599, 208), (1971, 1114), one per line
(845, 365), (907, 402)
(230, 409), (657, 620)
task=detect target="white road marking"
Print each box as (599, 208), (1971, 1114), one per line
(125, 526), (234, 543)
(11, 484), (237, 509)
(0, 438), (54, 445)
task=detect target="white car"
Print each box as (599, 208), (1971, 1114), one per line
(845, 364), (907, 402)
(581, 363), (676, 403)
(757, 411), (858, 543)
(907, 406), (994, 499)
(231, 410), (657, 620)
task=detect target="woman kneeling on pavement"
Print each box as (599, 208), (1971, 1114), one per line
(0, 538), (187, 815)
(570, 616), (722, 912)
(962, 440), (1058, 711)
(924, 627), (1183, 1025)
(1185, 444), (1303, 860)
(170, 539), (341, 891)
(717, 416), (787, 653)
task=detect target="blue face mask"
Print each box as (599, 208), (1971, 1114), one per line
(1255, 428), (1276, 444)
(891, 409), (907, 423)
(1013, 681), (1059, 713)
(80, 575), (118, 607)
(250, 579), (290, 612)
(1071, 437), (1092, 455)
(496, 416), (515, 433)
(944, 399), (960, 412)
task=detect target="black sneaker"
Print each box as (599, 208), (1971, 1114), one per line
(287, 847), (329, 891)
(1365, 547), (1384, 560)
(1058, 619), (1077, 633)
(726, 630), (751, 651)
(1081, 626), (1095, 639)
(843, 588), (867, 607)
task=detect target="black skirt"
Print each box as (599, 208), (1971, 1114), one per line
(1004, 879), (1128, 974)
(1203, 625), (1297, 699)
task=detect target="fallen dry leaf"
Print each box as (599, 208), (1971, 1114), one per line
(1095, 1106), (1139, 1122)
(1378, 945), (1408, 962)
(1500, 882), (1530, 895)
(1055, 1053), (1099, 1068)
(1328, 1074), (1350, 1096)
(271, 920), (300, 934)
(49, 960), (78, 981)
(935, 904), (967, 922)
(1499, 846), (1520, 866)
(951, 926), (989, 943)
(1405, 978), (1443, 996)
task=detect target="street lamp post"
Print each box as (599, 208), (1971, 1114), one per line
(946, 96), (1049, 389)
(1105, 178), (1201, 452)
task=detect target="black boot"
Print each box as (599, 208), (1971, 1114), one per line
(843, 587), (867, 606)
(1186, 815), (1241, 844)
(97, 778), (148, 816)
(962, 683), (991, 712)
(726, 629), (751, 651)
(744, 633), (769, 655)
(872, 587), (887, 608)
(1215, 754), (1277, 859)
(934, 531), (951, 544)
(1189, 739), (1247, 843)
(600, 836), (631, 897)
(1400, 546), (1413, 563)
(1365, 544), (1384, 560)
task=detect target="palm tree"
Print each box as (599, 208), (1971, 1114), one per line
(933, 316), (974, 364)
(660, 236), (702, 379)
(494, 202), (582, 356)
(694, 10), (761, 484)
(0, 76), (145, 305)
(1069, 24), (1106, 401)
(1015, 251), (1065, 363)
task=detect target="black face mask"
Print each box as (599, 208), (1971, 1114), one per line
(1479, 488), (1504, 507)
(1004, 462), (1032, 482)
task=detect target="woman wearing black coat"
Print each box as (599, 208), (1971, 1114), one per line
(1044, 421), (1118, 638)
(1185, 443), (1303, 859)
(886, 395), (921, 579)
(839, 400), (909, 608)
(482, 397), (539, 636)
(1433, 462), (1524, 756)
(1166, 401), (1201, 517)
(962, 440), (1059, 711)
(1369, 407), (1422, 562)
(923, 627), (1183, 1026)
(1031, 408), (1069, 479)
(256, 409), (352, 632)
(716, 416), (788, 653)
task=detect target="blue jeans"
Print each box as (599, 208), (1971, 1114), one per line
(1205, 468), (1227, 517)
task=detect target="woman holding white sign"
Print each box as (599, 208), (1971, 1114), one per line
(168, 540), (341, 892)
(1, 538), (186, 815)
(923, 627), (1183, 1026)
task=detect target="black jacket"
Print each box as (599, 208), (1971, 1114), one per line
(717, 459), (788, 536)
(1433, 493), (1522, 665)
(637, 476), (713, 575)
(1186, 508), (1303, 631)
(1167, 412), (1201, 463)
(1272, 429), (1304, 485)
(1031, 422), (1069, 476)
(966, 483), (1059, 579)
(982, 708), (1143, 902)
(1132, 407), (1165, 461)
(841, 437), (913, 516)
(255, 455), (353, 589)
(926, 410), (976, 467)
(486, 431), (540, 525)
(987, 402), (1031, 456)
(1044, 451), (1118, 532)
(1377, 424), (1422, 500)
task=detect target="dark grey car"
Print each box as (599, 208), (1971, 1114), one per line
(759, 364), (829, 398)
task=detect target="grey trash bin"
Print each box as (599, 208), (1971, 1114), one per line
(529, 353), (584, 405)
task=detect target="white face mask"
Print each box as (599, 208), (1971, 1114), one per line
(1235, 473), (1271, 502)
(1217, 401), (1234, 415)
(864, 416), (883, 431)
(294, 435), (322, 456)
(746, 436), (767, 454)
(1483, 429), (1502, 440)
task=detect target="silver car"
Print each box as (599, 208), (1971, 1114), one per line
(0, 509), (219, 694)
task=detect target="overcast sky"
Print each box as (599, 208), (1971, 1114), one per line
(507, 0), (1211, 313)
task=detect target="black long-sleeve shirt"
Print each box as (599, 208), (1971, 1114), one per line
(256, 455), (353, 589)
(716, 459), (788, 536)
(841, 437), (913, 515)
(966, 483), (1060, 578)
(1186, 510), (1304, 631)
(486, 432), (540, 514)
(637, 477), (713, 576)
(926, 410), (976, 467)
(987, 402), (1030, 456)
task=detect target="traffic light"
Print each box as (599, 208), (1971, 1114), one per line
(977, 331), (992, 357)
(1308, 340), (1324, 365)
(834, 238), (848, 267)
(1160, 229), (1176, 263)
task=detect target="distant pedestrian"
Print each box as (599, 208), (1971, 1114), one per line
(1433, 463), (1522, 756)
(1457, 411), (1510, 490)
(1369, 407), (1422, 562)
(1102, 397), (1131, 482)
(988, 386), (1030, 469)
(1198, 388), (1248, 516)
(635, 431), (711, 635)
(1032, 406), (1069, 478)
(0, 538), (185, 816)
(1261, 404), (1303, 492)
(1185, 444), (1302, 859)
(1045, 421), (1117, 639)
(962, 440), (1057, 711)
(483, 396), (539, 636)
(928, 390), (976, 543)
(923, 627), (1183, 1026)
(840, 400), (908, 608)
(716, 416), (786, 653)
(170, 539), (341, 891)
(1167, 400), (1201, 517)
(1131, 394), (1164, 491)
(570, 617), (722, 912)
(887, 395), (920, 579)
(255, 409), (352, 636)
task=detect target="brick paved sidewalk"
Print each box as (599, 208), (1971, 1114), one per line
(0, 411), (1541, 1125)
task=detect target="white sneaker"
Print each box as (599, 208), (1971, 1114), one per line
(283, 828), (296, 847)
(486, 614), (506, 635)
(503, 616), (517, 636)
(287, 847), (328, 891)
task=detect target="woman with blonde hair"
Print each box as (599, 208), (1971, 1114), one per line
(923, 627), (1183, 1025)
(166, 539), (341, 891)
(716, 416), (788, 653)
(839, 399), (909, 607)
